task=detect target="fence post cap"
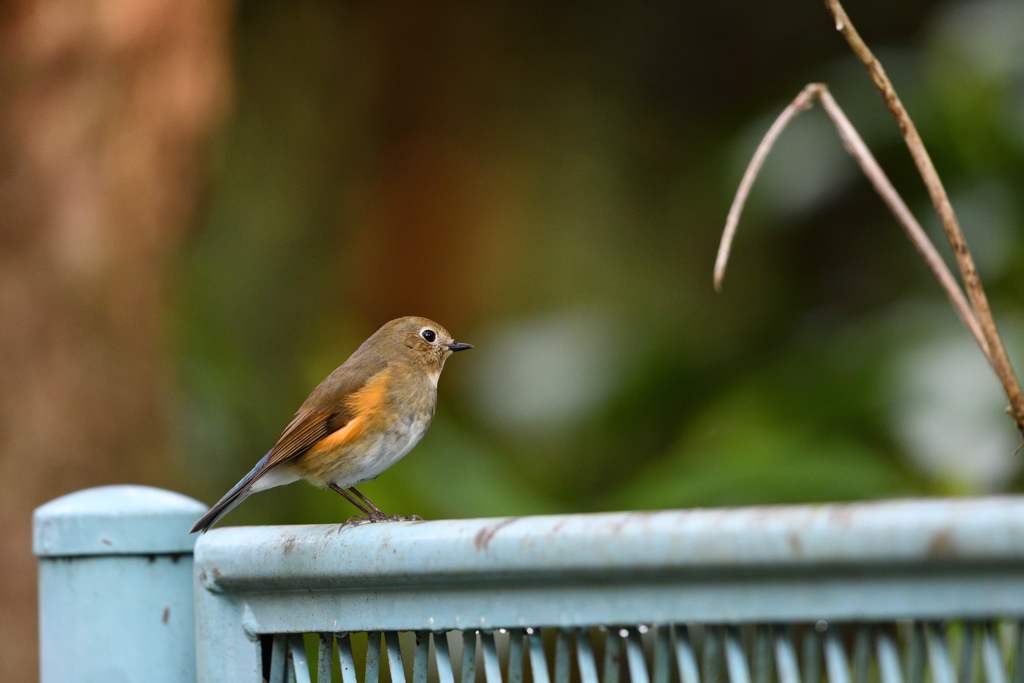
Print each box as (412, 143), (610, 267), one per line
(33, 485), (208, 557)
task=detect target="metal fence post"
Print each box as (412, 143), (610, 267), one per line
(33, 485), (207, 683)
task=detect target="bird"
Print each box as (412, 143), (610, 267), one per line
(189, 316), (472, 533)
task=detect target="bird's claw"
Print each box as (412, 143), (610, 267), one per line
(337, 515), (373, 530)
(337, 513), (423, 531)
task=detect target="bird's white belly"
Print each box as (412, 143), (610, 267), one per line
(331, 414), (431, 489)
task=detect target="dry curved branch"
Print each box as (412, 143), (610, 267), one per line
(823, 0), (1024, 438)
(714, 84), (820, 292)
(714, 85), (989, 360)
(716, 1), (1024, 441)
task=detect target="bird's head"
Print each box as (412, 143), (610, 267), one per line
(374, 316), (472, 374)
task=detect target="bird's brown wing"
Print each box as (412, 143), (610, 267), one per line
(246, 358), (389, 485)
(256, 408), (337, 473)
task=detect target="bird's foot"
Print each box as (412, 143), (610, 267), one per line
(338, 514), (378, 529)
(338, 513), (422, 530)
(386, 514), (423, 522)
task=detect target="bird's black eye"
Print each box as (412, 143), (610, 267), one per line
(421, 329), (437, 343)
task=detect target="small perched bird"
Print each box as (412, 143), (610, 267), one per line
(190, 316), (471, 533)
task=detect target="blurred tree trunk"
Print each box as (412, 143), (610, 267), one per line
(0, 0), (232, 677)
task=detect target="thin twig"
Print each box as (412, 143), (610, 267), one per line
(814, 89), (990, 361)
(714, 85), (990, 360)
(714, 84), (819, 292)
(824, 0), (1024, 438)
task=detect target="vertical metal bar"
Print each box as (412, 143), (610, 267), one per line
(290, 634), (313, 683)
(338, 634), (358, 683)
(270, 635), (288, 683)
(319, 634), (334, 683)
(605, 629), (623, 683)
(414, 632), (430, 683)
(529, 630), (551, 683)
(626, 629), (651, 683)
(654, 627), (672, 683)
(907, 624), (925, 683)
(961, 624), (977, 683)
(755, 627), (773, 683)
(707, 627), (725, 683)
(725, 627), (751, 683)
(926, 624), (956, 683)
(853, 627), (871, 683)
(463, 631), (479, 683)
(482, 631), (504, 683)
(576, 628), (600, 683)
(774, 628), (801, 683)
(555, 629), (572, 683)
(802, 630), (821, 683)
(508, 629), (525, 683)
(1012, 623), (1024, 683)
(435, 633), (457, 683)
(367, 632), (382, 683)
(982, 623), (1009, 683)
(876, 631), (904, 683)
(824, 630), (851, 683)
(674, 625), (701, 683)
(386, 632), (408, 683)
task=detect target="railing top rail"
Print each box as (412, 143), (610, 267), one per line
(195, 496), (1024, 593)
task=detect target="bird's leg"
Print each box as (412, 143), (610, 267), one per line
(347, 487), (386, 515)
(349, 487), (422, 523)
(331, 484), (387, 523)
(329, 483), (374, 521)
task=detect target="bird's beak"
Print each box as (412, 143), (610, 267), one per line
(448, 342), (473, 352)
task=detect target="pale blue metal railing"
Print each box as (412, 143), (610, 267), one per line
(34, 485), (206, 683)
(32, 490), (1024, 683)
(192, 497), (1024, 683)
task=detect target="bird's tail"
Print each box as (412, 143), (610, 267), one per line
(189, 451), (271, 534)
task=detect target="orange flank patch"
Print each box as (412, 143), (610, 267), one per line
(343, 369), (392, 429)
(305, 414), (368, 457)
(297, 370), (392, 484)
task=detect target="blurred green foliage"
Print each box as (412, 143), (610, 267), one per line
(171, 0), (1024, 526)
